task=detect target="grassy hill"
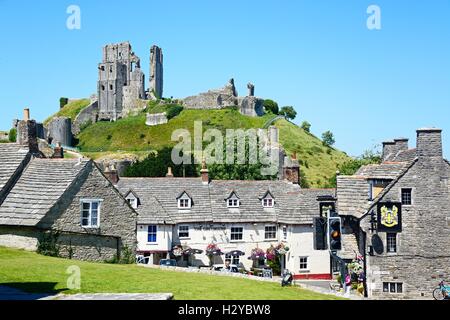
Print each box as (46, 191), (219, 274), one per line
(44, 99), (91, 125)
(74, 106), (349, 188)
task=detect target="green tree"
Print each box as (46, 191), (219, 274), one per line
(8, 128), (16, 142)
(322, 131), (335, 147)
(263, 99), (279, 115)
(279, 106), (297, 120)
(301, 121), (311, 133)
(59, 97), (69, 109)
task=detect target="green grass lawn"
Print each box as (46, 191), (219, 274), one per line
(0, 247), (342, 300)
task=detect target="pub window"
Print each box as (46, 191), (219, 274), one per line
(299, 257), (308, 271)
(178, 225), (189, 239)
(230, 227), (243, 241)
(264, 225), (277, 240)
(386, 233), (397, 253)
(147, 225), (157, 243)
(401, 188), (412, 205)
(383, 282), (403, 293)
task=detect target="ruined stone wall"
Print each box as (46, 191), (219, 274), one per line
(183, 79), (238, 109)
(149, 45), (163, 99)
(38, 162), (137, 262)
(146, 112), (168, 126)
(72, 101), (99, 135)
(239, 96), (264, 117)
(47, 117), (73, 147)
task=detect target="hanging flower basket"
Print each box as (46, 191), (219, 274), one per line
(274, 242), (289, 255)
(250, 248), (266, 260)
(172, 245), (184, 257)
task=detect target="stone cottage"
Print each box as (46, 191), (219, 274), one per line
(0, 116), (137, 262)
(336, 128), (450, 299)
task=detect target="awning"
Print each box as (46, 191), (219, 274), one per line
(226, 250), (245, 257)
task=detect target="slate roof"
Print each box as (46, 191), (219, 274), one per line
(355, 162), (411, 179)
(336, 176), (370, 217)
(0, 144), (29, 194)
(117, 178), (334, 225)
(0, 158), (90, 226)
(340, 233), (361, 260)
(392, 148), (417, 162)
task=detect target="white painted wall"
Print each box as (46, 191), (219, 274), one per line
(137, 222), (331, 276)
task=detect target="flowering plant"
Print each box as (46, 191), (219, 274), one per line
(266, 246), (277, 261)
(250, 248), (266, 260)
(205, 243), (220, 255)
(274, 242), (289, 255)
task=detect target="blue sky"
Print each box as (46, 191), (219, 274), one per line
(0, 0), (449, 157)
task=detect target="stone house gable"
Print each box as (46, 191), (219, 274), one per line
(360, 151), (450, 298)
(38, 161), (137, 261)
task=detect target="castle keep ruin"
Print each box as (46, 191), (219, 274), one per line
(97, 42), (163, 121)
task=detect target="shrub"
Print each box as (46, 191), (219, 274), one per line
(301, 121), (311, 133)
(166, 105), (183, 120)
(8, 128), (17, 142)
(263, 99), (279, 115)
(322, 131), (335, 147)
(37, 231), (60, 257)
(60, 97), (69, 109)
(279, 106), (297, 120)
(105, 245), (135, 264)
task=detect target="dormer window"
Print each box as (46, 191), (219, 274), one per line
(226, 191), (240, 208)
(260, 191), (275, 208)
(177, 191), (192, 210)
(125, 190), (139, 209)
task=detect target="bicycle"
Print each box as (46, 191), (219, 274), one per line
(433, 281), (450, 300)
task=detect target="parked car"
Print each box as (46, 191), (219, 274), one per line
(159, 259), (177, 267)
(213, 264), (239, 273)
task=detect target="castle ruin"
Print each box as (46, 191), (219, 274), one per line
(97, 42), (163, 121)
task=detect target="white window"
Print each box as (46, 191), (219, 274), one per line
(81, 200), (101, 228)
(225, 254), (240, 265)
(264, 225), (277, 240)
(178, 198), (191, 209)
(262, 198), (274, 208)
(230, 227), (244, 241)
(178, 225), (189, 239)
(227, 199), (239, 208)
(148, 225), (157, 243)
(126, 195), (138, 209)
(299, 257), (308, 271)
(282, 226), (288, 240)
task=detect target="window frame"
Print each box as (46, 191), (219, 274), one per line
(386, 233), (397, 253)
(262, 198), (274, 208)
(225, 254), (240, 265)
(383, 282), (403, 294)
(230, 226), (244, 242)
(147, 225), (157, 243)
(282, 225), (288, 241)
(178, 225), (190, 239)
(401, 188), (413, 206)
(227, 198), (240, 208)
(264, 225), (277, 240)
(178, 198), (192, 209)
(80, 199), (102, 228)
(299, 256), (309, 271)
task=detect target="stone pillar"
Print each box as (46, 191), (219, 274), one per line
(200, 159), (209, 185)
(282, 154), (300, 185)
(47, 117), (73, 147)
(381, 141), (396, 162)
(150, 45), (163, 99)
(104, 165), (119, 185)
(17, 108), (39, 154)
(247, 83), (255, 97)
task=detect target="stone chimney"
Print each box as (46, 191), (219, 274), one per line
(166, 167), (174, 178)
(200, 159), (209, 185)
(17, 108), (39, 154)
(104, 164), (119, 185)
(416, 128), (442, 159)
(52, 141), (64, 159)
(282, 154), (300, 185)
(382, 138), (409, 162)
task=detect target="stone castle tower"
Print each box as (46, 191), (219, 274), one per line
(149, 45), (163, 99)
(97, 42), (145, 121)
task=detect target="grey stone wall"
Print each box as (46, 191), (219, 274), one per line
(0, 226), (40, 251)
(146, 113), (168, 126)
(239, 96), (264, 117)
(183, 79), (238, 109)
(361, 146), (450, 299)
(72, 101), (99, 135)
(38, 162), (137, 262)
(47, 117), (73, 147)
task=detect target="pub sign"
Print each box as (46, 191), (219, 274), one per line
(377, 202), (402, 232)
